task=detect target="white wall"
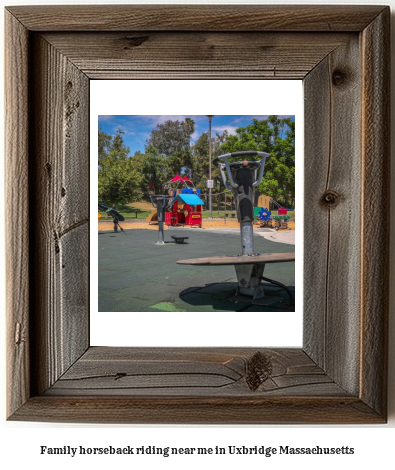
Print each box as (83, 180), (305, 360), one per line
(0, 1), (394, 469)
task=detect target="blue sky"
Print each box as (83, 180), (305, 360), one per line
(98, 115), (295, 155)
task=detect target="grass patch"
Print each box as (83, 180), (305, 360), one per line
(201, 210), (237, 218)
(149, 302), (187, 312)
(99, 203), (152, 220)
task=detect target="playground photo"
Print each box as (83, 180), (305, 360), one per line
(98, 115), (296, 313)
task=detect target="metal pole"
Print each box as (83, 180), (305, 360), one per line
(224, 191), (226, 225)
(156, 198), (165, 244)
(206, 115), (215, 219)
(240, 222), (255, 255)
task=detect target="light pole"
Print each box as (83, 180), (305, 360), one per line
(206, 115), (215, 219)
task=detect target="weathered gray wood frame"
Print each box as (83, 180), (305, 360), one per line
(5, 5), (390, 424)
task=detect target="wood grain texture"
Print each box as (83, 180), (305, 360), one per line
(42, 32), (350, 80)
(6, 5), (386, 32)
(29, 34), (90, 395)
(5, 10), (30, 418)
(303, 56), (331, 371)
(304, 35), (362, 395)
(5, 5), (389, 424)
(46, 347), (343, 397)
(325, 38), (362, 394)
(360, 9), (390, 417)
(9, 348), (381, 424)
(10, 396), (383, 425)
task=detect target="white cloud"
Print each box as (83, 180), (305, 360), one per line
(98, 115), (118, 124)
(118, 126), (135, 136)
(191, 130), (200, 141)
(134, 115), (190, 127)
(213, 125), (239, 135)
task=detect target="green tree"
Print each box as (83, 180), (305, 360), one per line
(98, 128), (142, 207)
(98, 124), (112, 165)
(220, 116), (295, 207)
(133, 146), (167, 195)
(146, 118), (195, 176)
(190, 130), (228, 192)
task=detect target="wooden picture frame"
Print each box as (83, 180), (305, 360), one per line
(5, 5), (390, 424)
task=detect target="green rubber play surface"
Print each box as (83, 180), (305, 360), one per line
(98, 228), (295, 312)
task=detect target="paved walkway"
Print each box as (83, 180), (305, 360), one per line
(169, 226), (295, 246)
(257, 230), (295, 245)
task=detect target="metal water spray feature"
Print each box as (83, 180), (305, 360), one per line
(216, 151), (268, 257)
(215, 151), (269, 298)
(98, 202), (126, 234)
(150, 194), (171, 244)
(177, 151), (295, 303)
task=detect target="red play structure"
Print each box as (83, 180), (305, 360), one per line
(164, 175), (205, 227)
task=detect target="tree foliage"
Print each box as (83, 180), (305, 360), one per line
(146, 118), (195, 177)
(98, 128), (142, 207)
(98, 116), (295, 208)
(220, 116), (295, 206)
(98, 124), (112, 165)
(190, 130), (228, 192)
(133, 146), (167, 195)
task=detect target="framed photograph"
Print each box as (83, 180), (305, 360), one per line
(5, 5), (389, 423)
(92, 82), (302, 348)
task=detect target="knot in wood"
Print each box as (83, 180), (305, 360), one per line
(320, 190), (340, 208)
(123, 35), (149, 49)
(332, 68), (348, 87)
(15, 322), (22, 345)
(246, 351), (273, 391)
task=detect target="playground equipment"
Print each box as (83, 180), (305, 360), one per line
(217, 151), (268, 257)
(272, 207), (292, 230)
(149, 194), (172, 244)
(149, 175), (204, 243)
(166, 189), (204, 227)
(164, 175), (205, 227)
(257, 207), (272, 225)
(171, 235), (189, 244)
(177, 151), (294, 303)
(255, 204), (294, 230)
(98, 202), (126, 234)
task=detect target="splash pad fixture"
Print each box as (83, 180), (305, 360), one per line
(177, 151), (295, 302)
(98, 202), (126, 234)
(149, 194), (171, 244)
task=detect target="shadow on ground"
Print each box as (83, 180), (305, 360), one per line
(179, 283), (295, 312)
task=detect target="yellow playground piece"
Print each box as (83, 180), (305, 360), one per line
(98, 213), (102, 220)
(146, 209), (158, 223)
